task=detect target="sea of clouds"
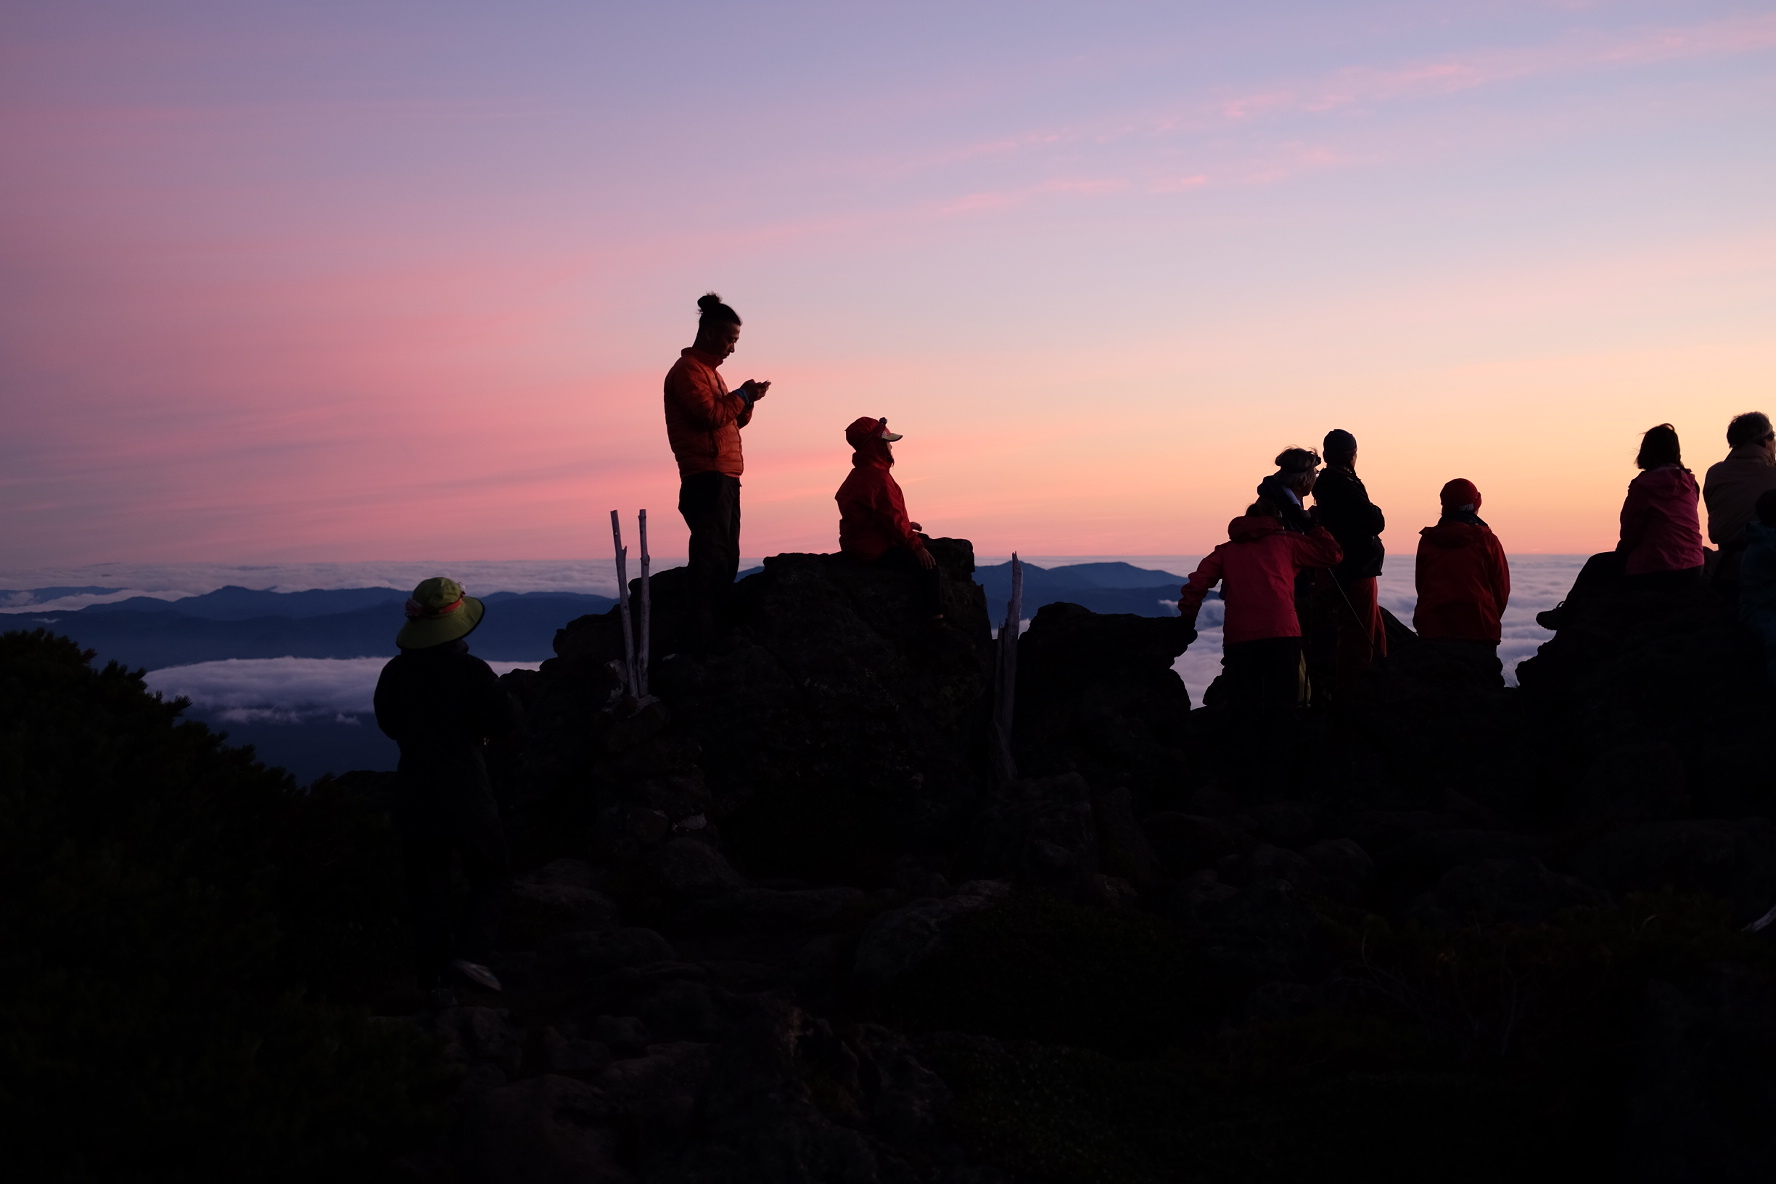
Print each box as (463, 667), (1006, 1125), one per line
(8, 554), (1584, 725)
(142, 657), (542, 727)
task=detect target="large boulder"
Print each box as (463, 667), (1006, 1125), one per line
(1571, 819), (1776, 924)
(1011, 602), (1195, 802)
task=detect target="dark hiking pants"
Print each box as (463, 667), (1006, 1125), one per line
(401, 792), (509, 984)
(679, 472), (742, 633)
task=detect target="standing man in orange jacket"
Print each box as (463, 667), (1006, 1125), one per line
(664, 293), (771, 639)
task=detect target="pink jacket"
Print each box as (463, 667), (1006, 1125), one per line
(1178, 516), (1343, 644)
(1619, 466), (1705, 576)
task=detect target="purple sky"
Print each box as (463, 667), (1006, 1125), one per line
(3, 1), (1773, 566)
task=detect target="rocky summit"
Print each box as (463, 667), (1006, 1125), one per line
(8, 540), (1776, 1182)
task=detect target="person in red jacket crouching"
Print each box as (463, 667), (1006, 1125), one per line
(836, 416), (944, 622)
(1415, 479), (1511, 686)
(1178, 499), (1343, 732)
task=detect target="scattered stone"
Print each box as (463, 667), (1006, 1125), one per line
(1571, 819), (1776, 924)
(852, 880), (1012, 991)
(455, 1073), (629, 1184)
(646, 836), (747, 898)
(432, 1006), (525, 1076)
(1408, 857), (1611, 927)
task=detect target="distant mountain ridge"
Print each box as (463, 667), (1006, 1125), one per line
(20, 586), (616, 669)
(974, 560), (1200, 620)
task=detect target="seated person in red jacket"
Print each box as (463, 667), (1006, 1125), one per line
(1415, 479), (1511, 685)
(1178, 499), (1343, 716)
(1538, 424), (1707, 630)
(836, 416), (943, 621)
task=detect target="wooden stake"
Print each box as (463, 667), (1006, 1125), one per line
(990, 552), (1023, 787)
(638, 509), (651, 699)
(611, 510), (639, 699)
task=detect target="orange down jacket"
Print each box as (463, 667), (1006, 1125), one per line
(663, 348), (751, 478)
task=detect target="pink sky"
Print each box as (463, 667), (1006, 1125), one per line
(3, 1), (1773, 568)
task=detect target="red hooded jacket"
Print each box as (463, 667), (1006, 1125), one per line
(1414, 521), (1510, 641)
(836, 431), (925, 561)
(1619, 466), (1705, 576)
(1178, 516), (1343, 644)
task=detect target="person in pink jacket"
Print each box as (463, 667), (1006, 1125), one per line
(1178, 499), (1343, 714)
(1538, 424), (1706, 631)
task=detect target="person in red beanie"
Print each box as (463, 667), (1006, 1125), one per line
(1414, 479), (1511, 685)
(836, 416), (944, 621)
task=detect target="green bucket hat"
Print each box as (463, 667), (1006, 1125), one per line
(396, 576), (485, 649)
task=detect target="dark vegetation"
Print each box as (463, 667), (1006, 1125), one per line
(0, 631), (449, 1181)
(6, 541), (1776, 1181)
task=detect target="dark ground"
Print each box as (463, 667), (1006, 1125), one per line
(6, 540), (1774, 1182)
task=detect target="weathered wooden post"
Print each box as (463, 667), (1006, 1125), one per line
(990, 552), (1023, 787)
(637, 509), (651, 699)
(610, 509), (639, 700)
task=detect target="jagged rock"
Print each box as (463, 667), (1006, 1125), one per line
(634, 978), (732, 1043)
(1252, 801), (1316, 846)
(1301, 838), (1376, 903)
(1568, 742), (1690, 831)
(1143, 812), (1255, 877)
(539, 927), (678, 977)
(455, 1073), (630, 1184)
(646, 837), (746, 898)
(509, 860), (619, 941)
(1177, 879), (1333, 986)
(1375, 826), (1554, 896)
(593, 1040), (715, 1162)
(852, 880), (1012, 991)
(1408, 857), (1611, 927)
(678, 885), (867, 930)
(538, 1027), (614, 1079)
(1091, 784), (1161, 887)
(589, 1015), (652, 1058)
(640, 999), (914, 1183)
(1011, 601), (1195, 798)
(1622, 967), (1776, 1183)
(432, 1006), (525, 1076)
(1571, 819), (1776, 923)
(965, 773), (1098, 886)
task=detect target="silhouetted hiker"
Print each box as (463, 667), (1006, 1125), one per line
(373, 577), (520, 1008)
(665, 292), (771, 642)
(1739, 489), (1776, 684)
(1178, 498), (1342, 770)
(1538, 424), (1706, 631)
(1310, 428), (1388, 685)
(836, 416), (944, 622)
(1703, 411), (1776, 602)
(1255, 447), (1321, 533)
(1415, 479), (1511, 686)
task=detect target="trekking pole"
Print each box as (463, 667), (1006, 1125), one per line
(991, 553), (1023, 786)
(1328, 573), (1378, 665)
(637, 509), (651, 699)
(610, 510), (639, 699)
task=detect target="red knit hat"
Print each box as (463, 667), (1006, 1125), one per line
(1440, 478), (1482, 511)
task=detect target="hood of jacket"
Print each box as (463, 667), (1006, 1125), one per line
(849, 436), (893, 468)
(1420, 520), (1490, 549)
(1228, 514), (1285, 544)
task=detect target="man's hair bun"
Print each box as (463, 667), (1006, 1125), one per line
(697, 292), (741, 327)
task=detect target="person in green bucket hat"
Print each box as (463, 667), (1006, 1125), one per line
(374, 576), (520, 1007)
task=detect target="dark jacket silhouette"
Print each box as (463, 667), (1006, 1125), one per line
(1312, 467), (1385, 582)
(375, 639), (520, 984)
